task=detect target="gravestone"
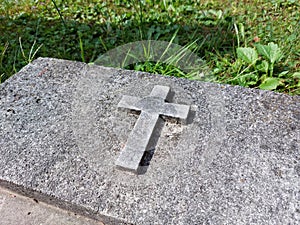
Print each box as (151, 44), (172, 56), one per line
(0, 58), (299, 224)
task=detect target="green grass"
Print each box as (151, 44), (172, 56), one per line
(0, 0), (299, 94)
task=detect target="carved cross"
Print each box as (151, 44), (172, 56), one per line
(116, 85), (190, 173)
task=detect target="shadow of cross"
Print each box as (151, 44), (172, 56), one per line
(116, 85), (190, 174)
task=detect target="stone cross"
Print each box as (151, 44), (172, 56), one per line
(116, 85), (190, 174)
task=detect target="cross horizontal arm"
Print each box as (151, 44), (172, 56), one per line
(118, 95), (142, 111)
(160, 103), (190, 124)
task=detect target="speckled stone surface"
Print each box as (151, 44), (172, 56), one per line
(0, 58), (299, 224)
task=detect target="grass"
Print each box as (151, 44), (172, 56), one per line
(0, 0), (299, 94)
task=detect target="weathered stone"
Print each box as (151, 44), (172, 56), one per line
(0, 58), (299, 225)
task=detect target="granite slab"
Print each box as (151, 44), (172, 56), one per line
(0, 58), (299, 224)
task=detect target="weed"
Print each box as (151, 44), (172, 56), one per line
(233, 42), (283, 90)
(78, 31), (85, 63)
(50, 0), (67, 28)
(19, 37), (43, 64)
